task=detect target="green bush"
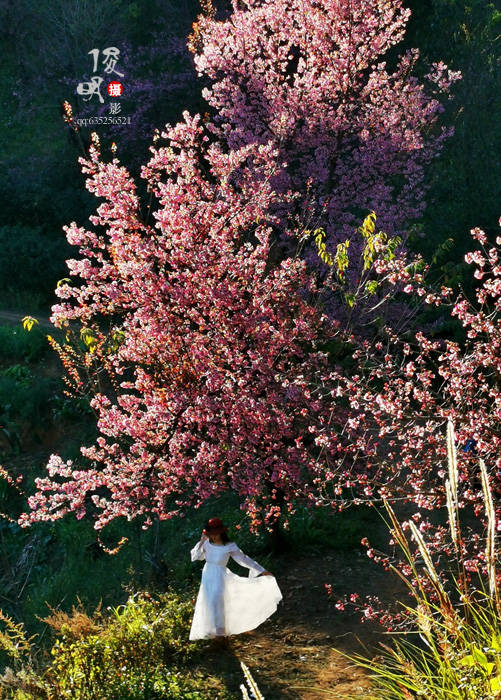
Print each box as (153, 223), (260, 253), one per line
(0, 592), (225, 700)
(284, 503), (382, 552)
(44, 592), (204, 699)
(0, 226), (68, 306)
(0, 372), (53, 428)
(0, 327), (47, 363)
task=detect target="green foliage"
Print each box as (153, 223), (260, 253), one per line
(283, 504), (382, 553)
(0, 227), (69, 307)
(309, 228), (335, 267)
(404, 0), (501, 265)
(50, 396), (93, 422)
(308, 213), (402, 283)
(44, 592), (202, 699)
(0, 327), (47, 363)
(0, 370), (53, 431)
(0, 592), (222, 699)
(334, 240), (350, 279)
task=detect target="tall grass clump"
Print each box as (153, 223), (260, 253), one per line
(342, 422), (501, 699)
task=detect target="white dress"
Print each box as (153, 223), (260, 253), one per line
(189, 539), (283, 640)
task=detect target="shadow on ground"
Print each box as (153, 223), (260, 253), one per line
(190, 550), (404, 699)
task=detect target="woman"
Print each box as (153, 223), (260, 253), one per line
(189, 517), (282, 641)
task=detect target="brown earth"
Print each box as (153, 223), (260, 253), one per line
(194, 549), (404, 699)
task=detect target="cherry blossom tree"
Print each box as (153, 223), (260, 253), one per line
(190, 0), (460, 255)
(336, 220), (501, 509)
(16, 0), (467, 546)
(323, 219), (501, 590)
(20, 112), (347, 536)
(19, 110), (426, 539)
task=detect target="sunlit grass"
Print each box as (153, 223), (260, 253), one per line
(334, 423), (501, 699)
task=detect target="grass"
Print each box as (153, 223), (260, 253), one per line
(0, 326), (48, 364)
(334, 423), (501, 699)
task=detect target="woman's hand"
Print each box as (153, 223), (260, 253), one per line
(200, 532), (208, 543)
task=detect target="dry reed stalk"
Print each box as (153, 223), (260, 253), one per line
(445, 479), (459, 549)
(446, 419), (458, 499)
(383, 499), (410, 552)
(408, 520), (443, 593)
(416, 603), (433, 648)
(240, 661), (265, 700)
(240, 684), (251, 700)
(446, 420), (460, 549)
(479, 458), (499, 607)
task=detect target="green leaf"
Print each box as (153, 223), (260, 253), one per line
(359, 211), (377, 239)
(431, 237), (454, 265)
(472, 646), (489, 668)
(56, 278), (71, 288)
(334, 240), (350, 278)
(81, 328), (98, 353)
(459, 654), (475, 667)
(490, 675), (501, 694)
(345, 292), (356, 308)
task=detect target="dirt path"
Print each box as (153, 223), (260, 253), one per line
(196, 549), (400, 699)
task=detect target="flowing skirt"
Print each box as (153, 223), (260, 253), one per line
(189, 563), (282, 640)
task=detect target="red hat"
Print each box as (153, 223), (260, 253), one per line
(203, 517), (228, 535)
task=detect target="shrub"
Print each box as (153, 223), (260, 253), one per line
(0, 327), (47, 363)
(0, 591), (221, 699)
(43, 591), (207, 699)
(0, 226), (68, 306)
(0, 371), (53, 437)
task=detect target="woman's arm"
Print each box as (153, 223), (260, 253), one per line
(190, 533), (207, 562)
(229, 544), (270, 577)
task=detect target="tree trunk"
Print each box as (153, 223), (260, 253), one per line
(268, 519), (290, 554)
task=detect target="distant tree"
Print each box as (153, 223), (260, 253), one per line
(190, 0), (460, 258)
(403, 0), (501, 267)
